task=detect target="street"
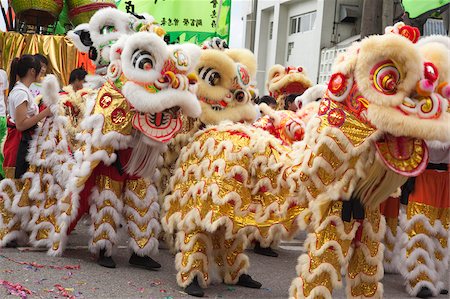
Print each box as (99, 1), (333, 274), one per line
(1, 222), (449, 299)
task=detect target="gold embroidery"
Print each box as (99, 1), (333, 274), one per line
(351, 282), (378, 297)
(94, 213), (116, 230)
(126, 179), (149, 200)
(52, 241), (60, 251)
(376, 138), (426, 173)
(302, 272), (333, 297)
(318, 100), (377, 147)
(309, 250), (341, 273)
(225, 241), (243, 266)
(409, 272), (432, 287)
(407, 201), (450, 228)
(348, 249), (378, 278)
(96, 175), (124, 196)
(124, 200), (150, 217)
(315, 144), (343, 170)
(93, 231), (111, 243)
(93, 81), (133, 136)
(385, 217), (398, 236)
(180, 260), (208, 282)
(37, 228), (50, 240)
(4, 167), (15, 179)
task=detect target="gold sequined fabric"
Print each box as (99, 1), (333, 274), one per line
(164, 127), (307, 240)
(93, 81), (134, 137)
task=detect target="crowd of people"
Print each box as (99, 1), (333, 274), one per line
(0, 57), (87, 183)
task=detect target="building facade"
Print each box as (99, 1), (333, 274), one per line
(232, 0), (448, 95)
(246, 0), (363, 93)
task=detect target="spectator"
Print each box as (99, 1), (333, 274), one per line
(284, 93), (302, 111)
(255, 95), (277, 110)
(34, 54), (48, 79)
(69, 68), (88, 92)
(0, 68), (8, 178)
(6, 55), (52, 179)
(29, 54), (49, 98)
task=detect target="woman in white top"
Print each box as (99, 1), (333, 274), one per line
(0, 54), (51, 247)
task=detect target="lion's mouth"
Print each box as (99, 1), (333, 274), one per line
(272, 82), (309, 99)
(375, 133), (428, 177)
(132, 106), (182, 143)
(199, 96), (228, 109)
(211, 105), (224, 111)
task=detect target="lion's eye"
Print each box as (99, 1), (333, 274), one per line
(132, 49), (155, 70)
(371, 60), (401, 95)
(199, 67), (220, 86)
(101, 25), (116, 34)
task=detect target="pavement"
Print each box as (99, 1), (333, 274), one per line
(0, 222), (449, 299)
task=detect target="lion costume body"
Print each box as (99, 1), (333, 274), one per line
(386, 34), (450, 298)
(163, 25), (450, 299)
(0, 9), (202, 272)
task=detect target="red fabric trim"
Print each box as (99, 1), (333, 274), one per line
(67, 147), (139, 233)
(409, 169), (450, 208)
(3, 119), (22, 169)
(380, 197), (400, 218)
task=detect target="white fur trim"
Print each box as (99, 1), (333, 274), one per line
(67, 23), (91, 53)
(295, 84), (327, 108)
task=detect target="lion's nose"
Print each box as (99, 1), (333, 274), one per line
(187, 73), (198, 85)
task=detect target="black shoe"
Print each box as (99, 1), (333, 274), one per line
(253, 242), (279, 257)
(98, 249), (116, 268)
(184, 277), (204, 297)
(129, 253), (161, 270)
(440, 289), (448, 295)
(416, 286), (432, 298)
(5, 240), (18, 248)
(236, 274), (262, 289)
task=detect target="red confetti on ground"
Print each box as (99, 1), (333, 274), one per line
(0, 280), (33, 299)
(54, 284), (76, 299)
(0, 255), (80, 270)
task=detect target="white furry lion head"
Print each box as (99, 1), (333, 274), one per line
(196, 46), (258, 125)
(318, 23), (450, 178)
(108, 31), (201, 145)
(68, 7), (164, 75)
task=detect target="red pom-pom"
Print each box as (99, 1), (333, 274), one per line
(328, 73), (347, 96)
(423, 62), (439, 83)
(398, 25), (420, 43)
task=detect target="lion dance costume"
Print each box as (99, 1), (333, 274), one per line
(395, 34), (450, 298)
(0, 9), (202, 273)
(289, 24), (450, 299)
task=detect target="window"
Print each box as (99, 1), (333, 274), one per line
(290, 18), (297, 35)
(299, 13), (310, 32)
(269, 21), (274, 40)
(287, 42), (294, 61)
(289, 11), (317, 35)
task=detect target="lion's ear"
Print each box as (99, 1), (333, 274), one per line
(225, 49), (257, 77)
(67, 24), (92, 53)
(178, 43), (201, 73)
(109, 36), (126, 62)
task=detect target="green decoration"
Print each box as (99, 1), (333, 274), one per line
(54, 0), (70, 34)
(402, 0), (450, 18)
(116, 0), (231, 45)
